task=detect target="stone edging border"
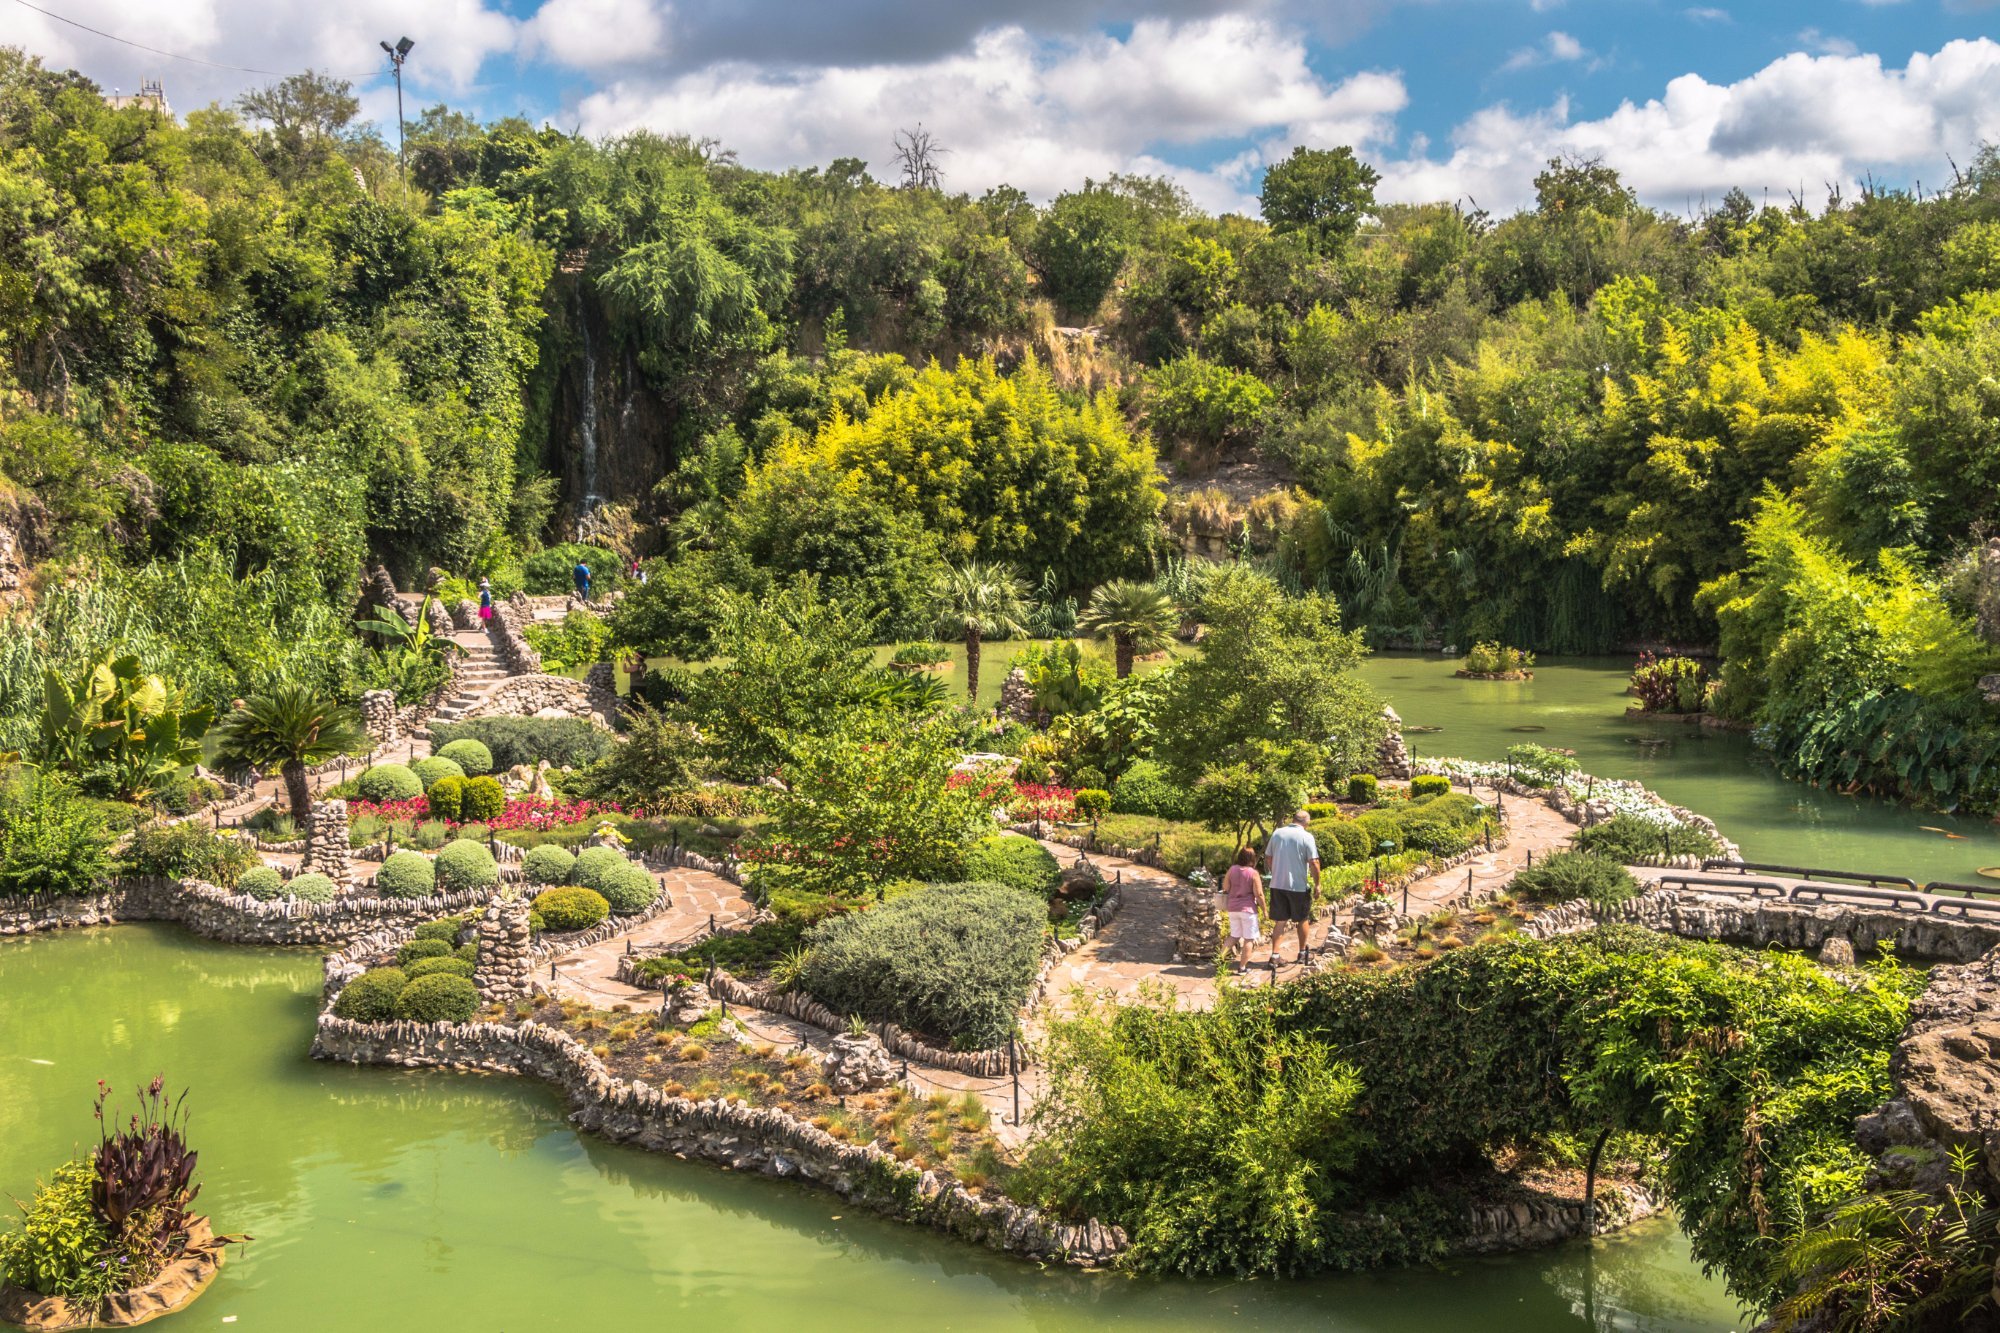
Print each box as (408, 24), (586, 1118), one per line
(1518, 887), (2000, 963)
(1412, 761), (1742, 867)
(307, 1013), (1128, 1267)
(0, 878), (499, 946)
(705, 970), (1017, 1077)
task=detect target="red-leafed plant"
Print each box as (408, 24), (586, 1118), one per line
(91, 1077), (199, 1273)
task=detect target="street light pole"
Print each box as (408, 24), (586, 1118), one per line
(379, 36), (415, 191)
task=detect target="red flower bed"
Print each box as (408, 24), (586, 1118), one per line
(1010, 783), (1077, 823)
(346, 796), (623, 832)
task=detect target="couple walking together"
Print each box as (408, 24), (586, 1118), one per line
(1221, 810), (1321, 965)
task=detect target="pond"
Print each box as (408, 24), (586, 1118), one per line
(1357, 653), (2000, 886)
(0, 925), (1746, 1331)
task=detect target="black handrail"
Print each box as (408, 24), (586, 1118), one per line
(1920, 880), (2000, 901)
(1658, 874), (1789, 898)
(1701, 859), (1919, 891)
(1787, 883), (1932, 912)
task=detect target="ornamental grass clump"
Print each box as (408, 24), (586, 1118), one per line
(1509, 849), (1640, 908)
(800, 882), (1044, 1050)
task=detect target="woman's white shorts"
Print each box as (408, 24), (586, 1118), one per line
(1227, 909), (1261, 941)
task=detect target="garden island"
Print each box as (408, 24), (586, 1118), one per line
(0, 40), (1998, 1333)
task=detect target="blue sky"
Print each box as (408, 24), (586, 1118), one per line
(5, 0), (1998, 214)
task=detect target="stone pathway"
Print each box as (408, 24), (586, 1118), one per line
(1395, 789), (1580, 917)
(546, 866), (759, 1006)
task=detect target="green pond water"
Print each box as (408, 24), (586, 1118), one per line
(1356, 653), (2000, 887)
(0, 925), (1747, 1331)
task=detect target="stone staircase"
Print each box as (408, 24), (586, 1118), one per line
(417, 633), (514, 735)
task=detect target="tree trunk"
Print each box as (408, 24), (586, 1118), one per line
(282, 760), (312, 820)
(964, 631), (982, 702)
(1114, 633), (1135, 679)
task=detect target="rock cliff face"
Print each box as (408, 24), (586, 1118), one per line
(537, 273), (676, 541)
(1857, 945), (2000, 1199)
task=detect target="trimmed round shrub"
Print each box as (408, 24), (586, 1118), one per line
(357, 763), (423, 802)
(1353, 812), (1402, 856)
(963, 835), (1062, 898)
(1347, 773), (1380, 803)
(426, 775), (465, 822)
(394, 973), (480, 1023)
(1316, 818), (1372, 865)
(397, 938), (452, 966)
(523, 844), (578, 887)
(412, 756), (465, 791)
(435, 739), (494, 776)
(332, 967), (408, 1022)
(572, 846), (628, 892)
(1401, 818), (1473, 857)
(1073, 788), (1112, 820)
(1110, 759), (1189, 820)
(374, 850), (438, 900)
(286, 872), (338, 904)
(595, 861), (657, 914)
(459, 776), (506, 824)
(434, 839), (499, 894)
(406, 955), (475, 980)
(1410, 774), (1452, 799)
(533, 886), (610, 933)
(1511, 850), (1639, 908)
(528, 909), (547, 933)
(237, 865), (285, 900)
(454, 941), (478, 964)
(412, 918), (463, 944)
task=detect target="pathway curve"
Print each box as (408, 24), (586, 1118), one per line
(546, 866), (758, 1006)
(1396, 789), (1580, 917)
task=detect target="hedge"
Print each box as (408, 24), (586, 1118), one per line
(428, 717), (616, 772)
(523, 844), (578, 886)
(426, 775), (465, 821)
(412, 757), (465, 792)
(595, 861), (657, 914)
(332, 967), (408, 1021)
(459, 776), (506, 824)
(406, 955), (476, 980)
(286, 872), (337, 903)
(1109, 760), (1190, 820)
(237, 866), (285, 900)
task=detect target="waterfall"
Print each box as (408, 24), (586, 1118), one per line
(574, 286), (604, 540)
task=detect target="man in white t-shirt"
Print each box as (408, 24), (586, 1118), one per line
(1263, 809), (1321, 963)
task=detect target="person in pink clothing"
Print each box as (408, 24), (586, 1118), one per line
(1222, 846), (1267, 966)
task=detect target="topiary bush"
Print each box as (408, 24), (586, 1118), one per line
(412, 756), (465, 791)
(1316, 818), (1371, 865)
(1399, 817), (1473, 857)
(406, 955), (475, 980)
(1409, 775), (1451, 799)
(394, 973), (480, 1023)
(435, 739), (494, 776)
(459, 776), (506, 824)
(1347, 774), (1379, 803)
(434, 839), (499, 894)
(963, 835), (1062, 898)
(412, 917), (464, 944)
(533, 886), (610, 932)
(357, 763), (423, 802)
(1110, 759), (1190, 820)
(595, 861), (657, 914)
(285, 872), (337, 904)
(426, 775), (465, 821)
(428, 717), (616, 771)
(332, 967), (408, 1021)
(373, 850), (438, 900)
(1511, 850), (1640, 908)
(523, 844), (578, 886)
(1353, 811), (1402, 856)
(802, 882), (1046, 1050)
(1073, 788), (1112, 820)
(572, 846), (627, 892)
(237, 865), (285, 900)
(396, 938), (452, 966)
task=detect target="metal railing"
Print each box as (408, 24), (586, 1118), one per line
(1660, 872), (2000, 919)
(1700, 859), (1919, 891)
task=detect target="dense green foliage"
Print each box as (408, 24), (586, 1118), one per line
(393, 973), (481, 1023)
(1023, 929), (1921, 1309)
(801, 882), (1045, 1049)
(1572, 811), (1721, 863)
(283, 872), (337, 903)
(332, 967), (409, 1022)
(374, 850), (438, 900)
(236, 866), (284, 900)
(121, 820), (253, 888)
(432, 839), (498, 894)
(962, 835), (1062, 898)
(0, 771), (111, 896)
(533, 885), (610, 932)
(434, 739), (493, 776)
(0, 1160), (117, 1299)
(427, 718), (615, 772)
(1508, 849), (1640, 906)
(357, 764), (422, 803)
(522, 843), (577, 886)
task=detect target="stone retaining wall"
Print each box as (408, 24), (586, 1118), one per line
(308, 1014), (1127, 1266)
(1458, 1181), (1658, 1254)
(0, 879), (496, 947)
(463, 674), (614, 726)
(1519, 888), (2000, 963)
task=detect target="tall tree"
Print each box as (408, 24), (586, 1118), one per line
(929, 562), (1028, 703)
(1259, 145), (1380, 256)
(1078, 579), (1178, 677)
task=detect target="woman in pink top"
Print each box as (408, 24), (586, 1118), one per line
(1222, 846), (1266, 965)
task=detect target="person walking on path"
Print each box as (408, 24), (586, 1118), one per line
(1222, 846), (1267, 967)
(477, 577), (494, 622)
(573, 559), (592, 603)
(1263, 809), (1321, 963)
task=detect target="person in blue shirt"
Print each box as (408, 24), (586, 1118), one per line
(1262, 809), (1321, 964)
(573, 560), (592, 602)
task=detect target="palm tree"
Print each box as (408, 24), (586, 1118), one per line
(929, 562), (1028, 703)
(1078, 579), (1179, 678)
(213, 683), (371, 818)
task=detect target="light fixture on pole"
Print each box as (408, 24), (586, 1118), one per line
(379, 36), (415, 189)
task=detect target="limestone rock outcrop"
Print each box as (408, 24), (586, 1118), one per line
(823, 1032), (898, 1094)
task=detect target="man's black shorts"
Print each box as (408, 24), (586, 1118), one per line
(1269, 889), (1312, 922)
